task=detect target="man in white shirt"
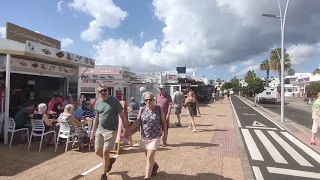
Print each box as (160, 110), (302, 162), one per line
(172, 87), (185, 126)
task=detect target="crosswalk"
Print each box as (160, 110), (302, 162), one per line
(241, 129), (320, 179)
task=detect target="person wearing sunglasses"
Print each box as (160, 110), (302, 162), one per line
(130, 93), (168, 180)
(90, 85), (131, 180)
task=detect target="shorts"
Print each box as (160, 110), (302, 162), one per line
(95, 129), (117, 150)
(174, 107), (182, 115)
(140, 137), (161, 150)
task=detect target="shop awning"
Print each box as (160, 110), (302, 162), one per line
(0, 38), (95, 68)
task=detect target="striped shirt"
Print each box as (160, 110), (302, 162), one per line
(82, 107), (95, 119)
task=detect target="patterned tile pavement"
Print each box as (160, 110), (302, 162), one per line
(0, 99), (247, 180)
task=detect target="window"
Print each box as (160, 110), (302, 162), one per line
(287, 89), (293, 92)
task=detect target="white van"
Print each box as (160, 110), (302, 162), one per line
(257, 87), (280, 104)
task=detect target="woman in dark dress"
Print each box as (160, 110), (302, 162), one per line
(184, 91), (200, 132)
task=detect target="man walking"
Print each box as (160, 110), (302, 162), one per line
(155, 85), (172, 146)
(172, 87), (184, 127)
(90, 85), (131, 180)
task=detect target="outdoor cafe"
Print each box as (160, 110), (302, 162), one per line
(0, 22), (95, 146)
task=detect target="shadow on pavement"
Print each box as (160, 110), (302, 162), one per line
(197, 129), (228, 132)
(112, 171), (233, 180)
(0, 140), (65, 176)
(120, 146), (172, 155)
(216, 115), (227, 117)
(168, 142), (219, 149)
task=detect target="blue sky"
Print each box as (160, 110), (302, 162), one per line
(1, 0), (319, 81)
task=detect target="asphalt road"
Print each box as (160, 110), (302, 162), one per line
(231, 96), (320, 180)
(246, 97), (312, 130)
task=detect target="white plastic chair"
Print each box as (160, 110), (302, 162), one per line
(0, 113), (4, 133)
(56, 120), (78, 153)
(28, 119), (57, 152)
(84, 118), (94, 152)
(8, 118), (29, 147)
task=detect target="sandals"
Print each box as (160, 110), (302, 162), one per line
(310, 141), (316, 145)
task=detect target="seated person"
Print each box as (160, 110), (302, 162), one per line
(128, 97), (140, 125)
(34, 103), (59, 145)
(14, 103), (36, 129)
(82, 101), (95, 119)
(58, 104), (88, 144)
(72, 100), (83, 121)
(129, 97), (140, 111)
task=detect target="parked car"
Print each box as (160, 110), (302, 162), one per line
(257, 87), (279, 104)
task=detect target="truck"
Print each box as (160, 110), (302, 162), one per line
(256, 87), (280, 104)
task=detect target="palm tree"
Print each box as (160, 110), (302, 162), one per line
(269, 48), (291, 78)
(313, 68), (320, 75)
(260, 59), (270, 86)
(287, 68), (295, 76)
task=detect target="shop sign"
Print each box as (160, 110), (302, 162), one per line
(166, 75), (175, 80)
(25, 40), (95, 66)
(83, 69), (121, 75)
(6, 22), (61, 49)
(10, 57), (76, 76)
(298, 77), (310, 83)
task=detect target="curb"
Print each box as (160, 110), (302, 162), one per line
(229, 98), (255, 180)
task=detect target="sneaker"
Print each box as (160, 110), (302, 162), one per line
(151, 163), (159, 176)
(107, 158), (116, 172)
(100, 174), (107, 180)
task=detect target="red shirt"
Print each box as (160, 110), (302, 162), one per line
(155, 93), (172, 116)
(48, 98), (64, 114)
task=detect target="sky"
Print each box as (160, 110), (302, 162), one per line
(0, 0), (320, 81)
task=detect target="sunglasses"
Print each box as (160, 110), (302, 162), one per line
(99, 89), (108, 93)
(145, 99), (153, 102)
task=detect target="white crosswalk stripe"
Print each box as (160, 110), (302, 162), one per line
(254, 130), (287, 164)
(241, 129), (320, 169)
(268, 131), (313, 167)
(241, 129), (264, 161)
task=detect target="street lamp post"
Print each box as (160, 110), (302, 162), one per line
(262, 0), (290, 123)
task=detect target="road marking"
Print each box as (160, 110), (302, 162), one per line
(230, 97), (242, 127)
(241, 129), (264, 161)
(245, 126), (277, 130)
(243, 113), (256, 116)
(253, 121), (266, 127)
(81, 163), (102, 176)
(81, 155), (118, 176)
(267, 167), (320, 179)
(254, 130), (287, 164)
(268, 131), (313, 167)
(252, 166), (264, 180)
(237, 96), (285, 130)
(282, 132), (320, 164)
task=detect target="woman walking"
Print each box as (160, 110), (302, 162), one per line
(310, 92), (320, 145)
(130, 93), (168, 180)
(184, 91), (200, 132)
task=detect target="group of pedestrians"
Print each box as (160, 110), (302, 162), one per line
(90, 84), (201, 180)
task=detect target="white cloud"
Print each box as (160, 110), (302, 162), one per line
(69, 0), (128, 41)
(57, 1), (63, 12)
(240, 59), (254, 66)
(207, 65), (215, 70)
(287, 43), (320, 65)
(186, 68), (197, 73)
(72, 0), (320, 72)
(139, 32), (145, 40)
(0, 27), (5, 38)
(60, 38), (74, 48)
(229, 65), (238, 73)
(236, 64), (260, 76)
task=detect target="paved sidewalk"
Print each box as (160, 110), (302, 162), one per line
(0, 101), (249, 180)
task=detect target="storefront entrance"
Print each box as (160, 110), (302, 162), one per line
(5, 73), (66, 117)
